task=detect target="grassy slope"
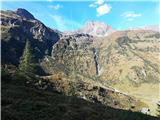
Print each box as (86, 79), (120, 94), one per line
(1, 74), (159, 120)
(47, 73), (148, 112)
(113, 83), (160, 116)
(98, 30), (160, 116)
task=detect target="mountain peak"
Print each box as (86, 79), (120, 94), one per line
(85, 21), (107, 26)
(16, 8), (35, 20)
(78, 21), (115, 37)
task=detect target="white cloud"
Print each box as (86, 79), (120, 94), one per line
(89, 3), (96, 8)
(121, 11), (142, 18)
(125, 13), (141, 18)
(51, 15), (82, 31)
(96, 0), (104, 5)
(48, 4), (63, 10)
(89, 0), (111, 16)
(89, 0), (104, 7)
(89, 0), (104, 8)
(121, 11), (142, 21)
(96, 4), (111, 16)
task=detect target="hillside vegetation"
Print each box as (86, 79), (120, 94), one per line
(1, 70), (158, 120)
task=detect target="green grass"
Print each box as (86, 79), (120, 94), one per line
(113, 82), (160, 116)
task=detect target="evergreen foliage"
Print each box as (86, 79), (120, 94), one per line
(19, 40), (35, 74)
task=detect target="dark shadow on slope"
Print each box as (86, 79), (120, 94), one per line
(1, 74), (159, 120)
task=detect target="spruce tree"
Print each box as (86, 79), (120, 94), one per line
(19, 40), (35, 74)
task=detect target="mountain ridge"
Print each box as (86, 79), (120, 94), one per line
(1, 8), (61, 65)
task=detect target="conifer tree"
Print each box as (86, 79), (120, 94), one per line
(19, 40), (35, 74)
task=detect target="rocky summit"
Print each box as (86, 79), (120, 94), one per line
(16, 8), (35, 20)
(77, 21), (115, 37)
(1, 8), (160, 120)
(64, 21), (115, 37)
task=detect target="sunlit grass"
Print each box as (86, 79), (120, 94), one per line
(113, 83), (160, 116)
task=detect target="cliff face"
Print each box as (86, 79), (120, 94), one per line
(50, 34), (97, 77)
(1, 9), (61, 65)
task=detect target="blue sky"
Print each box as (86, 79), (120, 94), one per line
(1, 0), (160, 31)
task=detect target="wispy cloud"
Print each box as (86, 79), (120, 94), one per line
(51, 15), (82, 31)
(48, 4), (63, 10)
(89, 0), (104, 8)
(96, 0), (104, 5)
(97, 4), (111, 16)
(89, 3), (96, 8)
(121, 11), (142, 21)
(124, 13), (141, 18)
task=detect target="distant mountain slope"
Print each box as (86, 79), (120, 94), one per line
(1, 8), (61, 65)
(142, 25), (160, 32)
(129, 25), (160, 32)
(99, 30), (160, 84)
